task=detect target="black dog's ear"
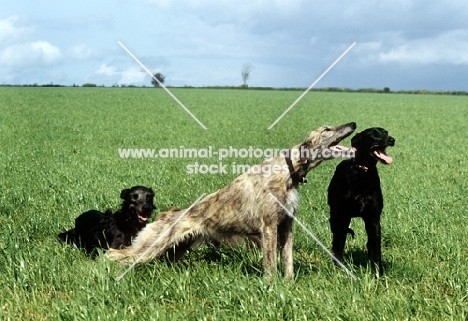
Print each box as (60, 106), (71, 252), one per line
(120, 189), (131, 199)
(351, 132), (363, 148)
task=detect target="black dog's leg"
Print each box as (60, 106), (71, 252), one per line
(58, 229), (78, 245)
(330, 215), (351, 265)
(364, 218), (383, 275)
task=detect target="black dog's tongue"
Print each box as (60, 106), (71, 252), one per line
(138, 214), (148, 222)
(374, 150), (393, 164)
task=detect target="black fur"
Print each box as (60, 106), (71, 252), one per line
(58, 186), (156, 254)
(328, 127), (395, 275)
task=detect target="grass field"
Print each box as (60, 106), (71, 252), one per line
(1, 87), (467, 320)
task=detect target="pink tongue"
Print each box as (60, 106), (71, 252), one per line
(138, 215), (148, 222)
(375, 150), (393, 164)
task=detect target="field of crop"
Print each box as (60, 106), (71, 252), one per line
(1, 87), (467, 320)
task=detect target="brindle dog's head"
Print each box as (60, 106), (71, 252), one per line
(308, 122), (357, 149)
(300, 122), (357, 169)
(351, 127), (395, 166)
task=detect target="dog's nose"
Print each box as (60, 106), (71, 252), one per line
(349, 122), (357, 130)
(388, 137), (395, 146)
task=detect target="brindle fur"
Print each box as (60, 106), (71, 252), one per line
(107, 122), (356, 279)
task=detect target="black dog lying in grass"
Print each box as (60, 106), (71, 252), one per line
(58, 186), (156, 254)
(328, 127), (395, 275)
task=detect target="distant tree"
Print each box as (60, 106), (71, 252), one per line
(383, 87), (390, 93)
(241, 62), (254, 87)
(151, 72), (166, 87)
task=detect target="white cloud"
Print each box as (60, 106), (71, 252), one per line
(0, 16), (34, 45)
(119, 66), (147, 84)
(378, 30), (468, 65)
(95, 63), (118, 76)
(94, 64), (147, 84)
(144, 0), (303, 10)
(31, 41), (62, 63)
(0, 16), (63, 67)
(0, 40), (62, 66)
(140, 0), (305, 27)
(68, 44), (97, 60)
(2, 0), (468, 89)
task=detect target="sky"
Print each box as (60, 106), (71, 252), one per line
(1, 0), (467, 91)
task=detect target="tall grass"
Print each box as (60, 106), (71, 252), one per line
(1, 87), (467, 320)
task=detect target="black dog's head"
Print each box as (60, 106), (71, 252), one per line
(351, 127), (395, 165)
(120, 186), (156, 224)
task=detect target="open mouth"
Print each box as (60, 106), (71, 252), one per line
(373, 148), (393, 164)
(329, 145), (355, 152)
(327, 123), (356, 152)
(137, 214), (149, 222)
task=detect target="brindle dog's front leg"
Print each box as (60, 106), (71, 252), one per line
(262, 218), (278, 280)
(278, 216), (294, 279)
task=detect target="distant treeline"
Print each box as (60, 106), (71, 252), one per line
(1, 83), (467, 96)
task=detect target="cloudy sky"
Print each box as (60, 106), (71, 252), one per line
(1, 0), (467, 90)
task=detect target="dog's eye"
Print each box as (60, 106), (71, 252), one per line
(132, 194), (139, 200)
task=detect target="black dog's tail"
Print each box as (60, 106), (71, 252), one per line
(347, 228), (355, 239)
(58, 229), (77, 244)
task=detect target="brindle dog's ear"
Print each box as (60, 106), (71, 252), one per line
(120, 189), (131, 199)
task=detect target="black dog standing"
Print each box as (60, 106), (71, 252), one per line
(328, 128), (395, 275)
(58, 186), (156, 254)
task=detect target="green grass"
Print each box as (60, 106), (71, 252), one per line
(1, 87), (468, 320)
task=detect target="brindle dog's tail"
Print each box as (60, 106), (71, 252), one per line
(107, 207), (203, 263)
